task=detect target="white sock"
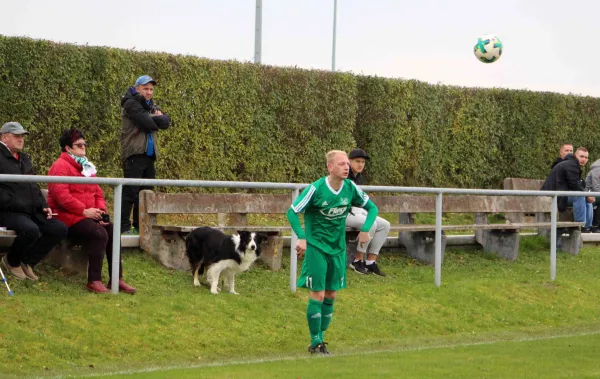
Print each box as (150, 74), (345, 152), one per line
(366, 260), (375, 265)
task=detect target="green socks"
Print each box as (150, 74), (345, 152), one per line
(320, 297), (335, 342)
(306, 298), (323, 348)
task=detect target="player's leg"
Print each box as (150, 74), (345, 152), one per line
(319, 253), (347, 354)
(297, 247), (328, 352)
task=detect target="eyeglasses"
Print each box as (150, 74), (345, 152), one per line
(72, 143), (87, 148)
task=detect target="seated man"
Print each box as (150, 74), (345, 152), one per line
(541, 147), (594, 233)
(0, 122), (68, 280)
(346, 149), (391, 276)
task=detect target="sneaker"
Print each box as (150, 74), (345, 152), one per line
(122, 227), (139, 236)
(365, 262), (386, 277)
(20, 263), (38, 281)
(349, 260), (369, 275)
(2, 256), (26, 280)
(592, 227), (600, 233)
(582, 227), (593, 233)
(308, 342), (330, 355)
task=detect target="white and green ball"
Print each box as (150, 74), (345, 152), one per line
(474, 35), (503, 63)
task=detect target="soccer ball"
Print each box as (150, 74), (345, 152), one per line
(474, 35), (503, 63)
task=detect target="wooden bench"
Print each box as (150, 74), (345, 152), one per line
(139, 190), (583, 270)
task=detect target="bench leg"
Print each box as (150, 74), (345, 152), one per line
(398, 231), (446, 265)
(44, 240), (89, 275)
(149, 231), (191, 271)
(260, 233), (283, 271)
(557, 228), (581, 255)
(475, 229), (520, 261)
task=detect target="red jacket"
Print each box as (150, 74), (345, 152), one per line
(47, 152), (107, 227)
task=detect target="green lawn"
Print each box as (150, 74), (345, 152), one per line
(1, 236), (599, 378)
(100, 332), (600, 379)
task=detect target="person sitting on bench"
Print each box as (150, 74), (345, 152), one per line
(47, 129), (136, 294)
(0, 122), (67, 281)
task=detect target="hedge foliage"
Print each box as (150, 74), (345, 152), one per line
(1, 35), (599, 189)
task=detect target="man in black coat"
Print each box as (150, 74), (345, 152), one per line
(0, 122), (67, 280)
(541, 147), (594, 232)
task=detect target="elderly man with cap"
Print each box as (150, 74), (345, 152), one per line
(0, 122), (67, 280)
(120, 75), (171, 234)
(346, 148), (391, 276)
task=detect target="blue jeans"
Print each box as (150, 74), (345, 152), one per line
(567, 196), (593, 228)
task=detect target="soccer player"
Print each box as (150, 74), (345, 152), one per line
(287, 150), (378, 355)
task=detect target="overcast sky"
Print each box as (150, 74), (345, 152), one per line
(1, 0), (598, 96)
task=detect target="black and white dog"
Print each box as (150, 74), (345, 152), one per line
(185, 227), (265, 295)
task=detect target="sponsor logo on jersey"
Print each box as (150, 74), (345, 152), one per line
(320, 207), (346, 218)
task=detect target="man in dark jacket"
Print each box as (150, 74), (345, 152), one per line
(120, 75), (171, 234)
(551, 143), (573, 169)
(0, 122), (67, 280)
(541, 147), (594, 232)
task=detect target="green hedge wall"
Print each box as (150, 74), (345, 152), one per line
(356, 76), (600, 188)
(1, 35), (600, 189)
(0, 36), (356, 188)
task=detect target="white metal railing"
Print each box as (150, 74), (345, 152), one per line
(0, 174), (595, 293)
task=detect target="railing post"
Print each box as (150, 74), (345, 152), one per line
(111, 184), (123, 294)
(550, 195), (558, 281)
(290, 188), (299, 294)
(435, 192), (443, 287)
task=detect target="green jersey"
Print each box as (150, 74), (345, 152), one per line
(290, 176), (370, 255)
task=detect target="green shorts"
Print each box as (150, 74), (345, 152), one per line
(297, 247), (347, 292)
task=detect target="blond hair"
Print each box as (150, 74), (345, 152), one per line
(326, 150), (347, 164)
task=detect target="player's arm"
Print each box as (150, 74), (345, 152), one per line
(287, 185), (316, 257)
(360, 199), (378, 232)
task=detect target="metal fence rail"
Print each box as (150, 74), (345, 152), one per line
(1, 174), (596, 294)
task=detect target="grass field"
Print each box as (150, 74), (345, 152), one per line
(1, 235), (599, 378)
(99, 332), (600, 379)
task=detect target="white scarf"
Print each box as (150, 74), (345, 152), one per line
(68, 152), (97, 177)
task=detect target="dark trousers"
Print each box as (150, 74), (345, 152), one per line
(0, 212), (67, 267)
(121, 154), (155, 233)
(68, 219), (122, 282)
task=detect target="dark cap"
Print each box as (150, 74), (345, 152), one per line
(349, 148), (370, 160)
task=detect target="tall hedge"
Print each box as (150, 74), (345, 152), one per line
(356, 76), (600, 188)
(0, 36), (357, 187)
(1, 35), (600, 190)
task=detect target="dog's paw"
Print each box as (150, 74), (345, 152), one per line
(229, 290), (239, 295)
(193, 279), (201, 287)
(211, 289), (219, 295)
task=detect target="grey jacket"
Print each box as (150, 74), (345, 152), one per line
(585, 159), (600, 192)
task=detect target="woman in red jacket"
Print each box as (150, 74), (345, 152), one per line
(48, 129), (136, 294)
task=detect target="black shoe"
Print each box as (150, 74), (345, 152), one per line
(308, 342), (330, 355)
(349, 260), (369, 274)
(592, 227), (600, 233)
(582, 227), (593, 233)
(365, 262), (386, 276)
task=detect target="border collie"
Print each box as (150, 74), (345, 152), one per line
(185, 227), (265, 295)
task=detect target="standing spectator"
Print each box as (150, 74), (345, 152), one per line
(120, 75), (171, 234)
